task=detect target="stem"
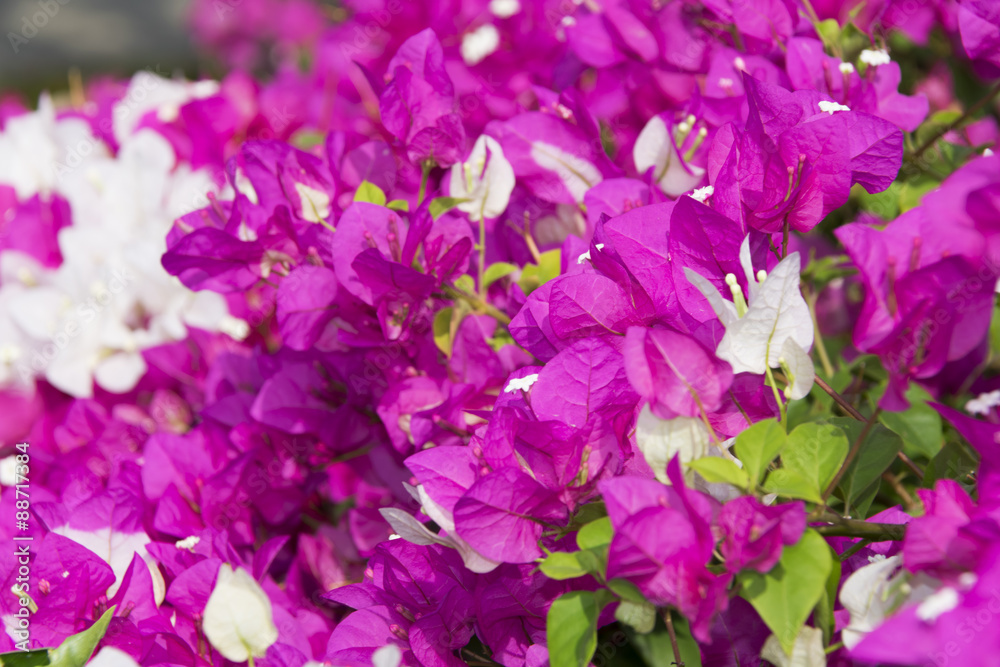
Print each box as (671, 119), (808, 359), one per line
(663, 609), (686, 667)
(815, 376), (865, 421)
(782, 218), (790, 259)
(822, 408), (881, 502)
(804, 286), (835, 377)
(809, 511), (905, 541)
(417, 160), (432, 205)
(765, 366), (787, 426)
(912, 80), (1000, 160)
(443, 284), (511, 325)
(882, 471), (919, 511)
(478, 213), (487, 299)
(838, 539), (872, 562)
(897, 451), (925, 480)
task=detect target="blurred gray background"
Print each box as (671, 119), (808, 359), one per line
(0, 0), (197, 98)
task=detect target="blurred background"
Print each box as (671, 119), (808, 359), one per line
(0, 0), (197, 98)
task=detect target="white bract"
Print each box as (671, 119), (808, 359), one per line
(634, 115), (706, 197)
(450, 135), (516, 221)
(860, 49), (891, 67)
(202, 564), (279, 662)
(684, 236), (815, 399)
(761, 626), (826, 666)
(839, 554), (907, 648)
(88, 647), (142, 667)
(634, 405), (711, 484)
(0, 72), (246, 398)
(461, 24), (501, 65)
(818, 100), (851, 115)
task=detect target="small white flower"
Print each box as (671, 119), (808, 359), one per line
(0, 456), (17, 486)
(916, 587), (960, 622)
(985, 148), (995, 157)
(818, 100), (851, 115)
(461, 24), (500, 66)
(860, 49), (892, 67)
(839, 62), (856, 75)
(504, 373), (539, 393)
(295, 182), (331, 223)
(634, 405), (711, 484)
(88, 647), (142, 667)
(175, 536), (200, 551)
(373, 645), (403, 667)
(450, 135), (516, 222)
(719, 77), (734, 89)
(966, 389), (1000, 415)
(689, 185), (714, 203)
(489, 0), (520, 18)
(203, 564), (279, 662)
(576, 243), (605, 264)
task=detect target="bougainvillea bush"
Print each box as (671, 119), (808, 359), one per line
(3, 0), (1000, 666)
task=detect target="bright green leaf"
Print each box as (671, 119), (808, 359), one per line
(734, 418), (787, 488)
(518, 250), (561, 294)
(762, 469), (824, 503)
(739, 530), (833, 654)
(387, 199), (409, 212)
(354, 181), (387, 206)
(483, 262), (519, 288)
(780, 422), (849, 500)
(547, 590), (614, 667)
(290, 130), (326, 150)
(607, 578), (647, 604)
(433, 308), (454, 357)
(454, 274), (476, 294)
(615, 598), (656, 634)
(429, 196), (467, 219)
(687, 457), (750, 489)
(539, 550), (603, 580)
(48, 607), (115, 667)
(577, 517), (613, 551)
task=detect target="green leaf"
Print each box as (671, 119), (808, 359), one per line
(607, 578), (648, 604)
(0, 650), (51, 667)
(539, 550), (603, 580)
(577, 517), (613, 551)
(814, 556), (842, 645)
(627, 614), (703, 667)
(734, 418), (787, 488)
(387, 199), (409, 212)
(739, 529), (834, 654)
(924, 440), (978, 489)
(453, 274), (476, 295)
(488, 327), (516, 352)
(518, 250), (561, 294)
(483, 262), (519, 288)
(354, 180), (387, 206)
(290, 130), (326, 149)
(815, 19), (841, 50)
(687, 457), (750, 489)
(615, 598), (656, 634)
(877, 385), (943, 459)
(777, 423), (849, 502)
(433, 308), (455, 357)
(547, 590), (614, 667)
(763, 469), (825, 503)
(48, 607), (115, 667)
(428, 196), (467, 219)
(831, 417), (902, 517)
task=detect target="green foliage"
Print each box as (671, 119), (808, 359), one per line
(483, 262), (519, 288)
(687, 457), (749, 490)
(831, 417), (903, 518)
(733, 418), (787, 488)
(739, 530), (834, 654)
(762, 423), (848, 503)
(353, 180), (387, 206)
(428, 196), (467, 219)
(547, 590), (615, 667)
(518, 250), (561, 294)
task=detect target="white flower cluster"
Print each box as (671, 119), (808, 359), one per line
(0, 73), (247, 398)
